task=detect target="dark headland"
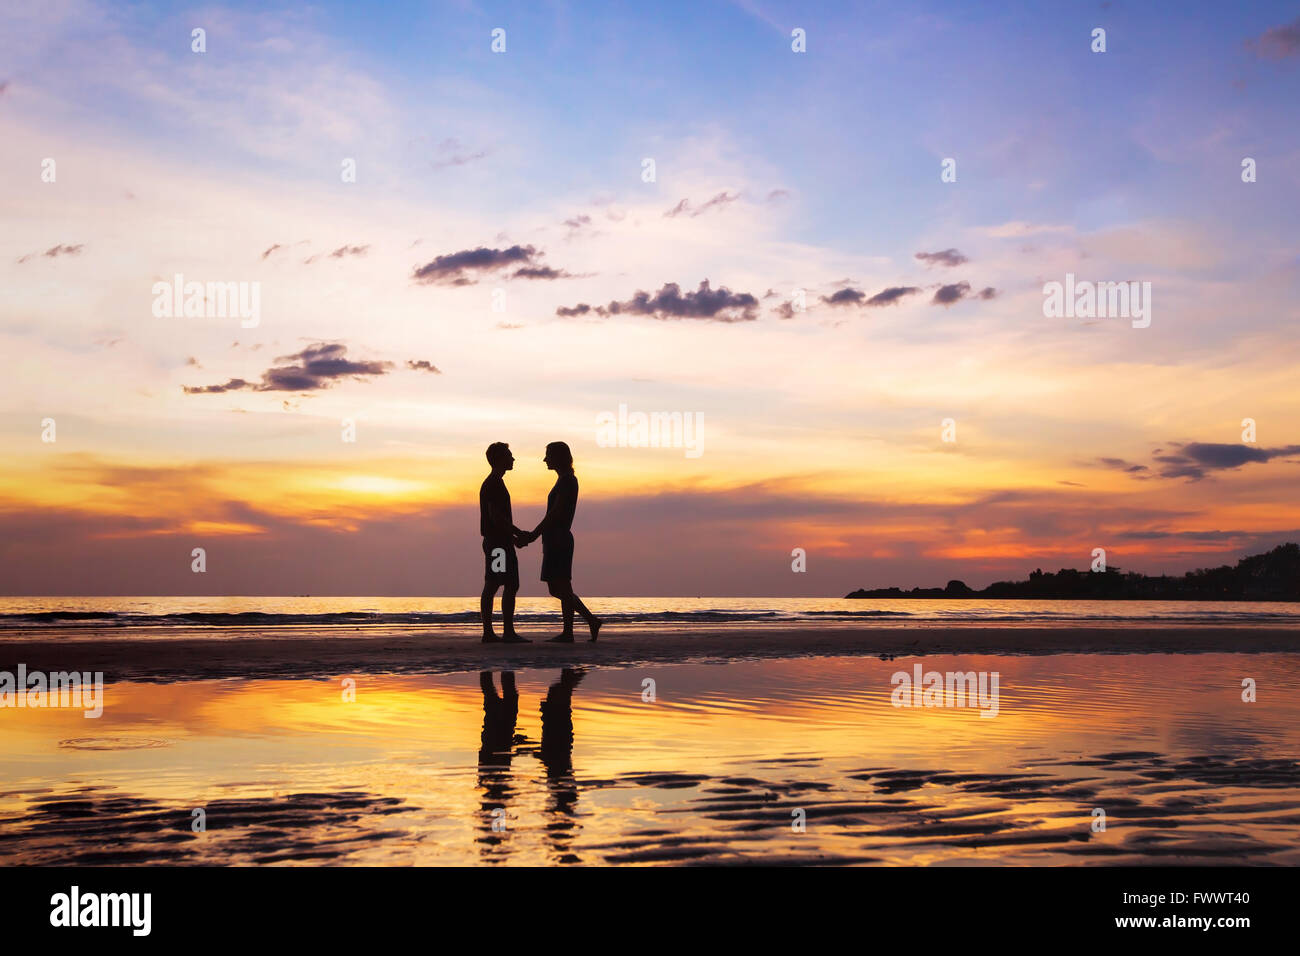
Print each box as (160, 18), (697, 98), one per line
(846, 542), (1300, 601)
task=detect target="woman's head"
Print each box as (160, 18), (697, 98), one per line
(544, 441), (574, 471)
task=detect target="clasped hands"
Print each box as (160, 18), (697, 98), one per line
(513, 528), (539, 548)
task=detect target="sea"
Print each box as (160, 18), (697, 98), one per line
(1, 595), (1299, 634)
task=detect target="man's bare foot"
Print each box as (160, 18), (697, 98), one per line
(482, 632), (501, 644)
(588, 618), (602, 643)
(501, 632), (530, 644)
(547, 633), (574, 643)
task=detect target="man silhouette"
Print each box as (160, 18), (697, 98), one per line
(480, 442), (529, 643)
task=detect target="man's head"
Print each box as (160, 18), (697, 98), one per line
(486, 442), (514, 471)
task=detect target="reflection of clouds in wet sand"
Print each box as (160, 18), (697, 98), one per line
(4, 655), (1299, 865)
(1, 752), (1298, 865)
(0, 789), (415, 865)
(576, 752), (1300, 865)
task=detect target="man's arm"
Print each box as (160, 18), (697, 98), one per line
(486, 492), (513, 540)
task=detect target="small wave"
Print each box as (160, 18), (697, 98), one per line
(2, 603), (1297, 631)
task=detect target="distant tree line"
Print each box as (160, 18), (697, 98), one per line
(845, 543), (1300, 601)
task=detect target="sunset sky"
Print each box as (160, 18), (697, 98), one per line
(3, 0), (1299, 596)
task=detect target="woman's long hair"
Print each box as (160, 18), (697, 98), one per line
(547, 441), (574, 470)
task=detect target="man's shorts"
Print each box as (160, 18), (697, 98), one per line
(482, 540), (519, 588)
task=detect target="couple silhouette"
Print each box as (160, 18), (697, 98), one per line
(479, 441), (603, 643)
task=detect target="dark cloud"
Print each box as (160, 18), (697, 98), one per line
(556, 280), (759, 322)
(184, 343), (393, 395)
(261, 244), (282, 259)
(932, 281), (972, 305)
(821, 288), (867, 307)
(412, 244), (540, 285)
(1247, 16), (1300, 59)
(1103, 443), (1300, 482)
(978, 286), (998, 300)
(406, 360), (441, 374)
(766, 188), (790, 202)
(563, 214), (591, 231)
(865, 286), (921, 307)
(1153, 442), (1300, 481)
(329, 244), (369, 258)
(915, 248), (968, 268)
(773, 301), (798, 319)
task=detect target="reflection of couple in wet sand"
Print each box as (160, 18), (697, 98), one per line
(480, 441), (603, 644)
(477, 668), (584, 860)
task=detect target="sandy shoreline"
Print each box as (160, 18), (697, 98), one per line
(1, 625), (1298, 682)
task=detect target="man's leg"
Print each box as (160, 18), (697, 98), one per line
(481, 582), (500, 641)
(502, 585), (519, 637)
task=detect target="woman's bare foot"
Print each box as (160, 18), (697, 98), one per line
(481, 632), (500, 644)
(501, 632), (530, 643)
(547, 633), (574, 643)
(588, 618), (602, 642)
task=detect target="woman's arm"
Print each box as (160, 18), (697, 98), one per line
(529, 475), (577, 539)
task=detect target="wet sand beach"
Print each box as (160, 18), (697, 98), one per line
(2, 624), (1298, 683)
(2, 653), (1298, 866)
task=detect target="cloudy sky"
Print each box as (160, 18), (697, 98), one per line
(3, 0), (1299, 596)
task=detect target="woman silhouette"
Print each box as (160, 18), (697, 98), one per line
(521, 442), (603, 642)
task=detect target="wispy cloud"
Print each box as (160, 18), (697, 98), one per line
(17, 243), (84, 263)
(663, 191), (741, 218)
(430, 137), (488, 169)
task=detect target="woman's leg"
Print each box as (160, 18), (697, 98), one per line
(547, 581), (574, 641)
(562, 594), (576, 635)
(546, 580), (602, 641)
(563, 584), (602, 641)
